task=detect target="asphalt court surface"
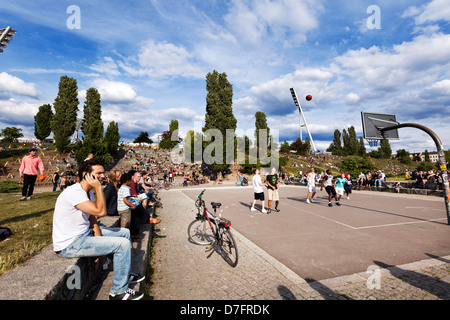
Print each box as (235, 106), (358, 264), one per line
(181, 185), (449, 281)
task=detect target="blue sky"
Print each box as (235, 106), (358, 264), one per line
(0, 0), (449, 153)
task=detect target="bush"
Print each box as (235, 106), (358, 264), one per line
(338, 156), (377, 177)
(0, 180), (21, 193)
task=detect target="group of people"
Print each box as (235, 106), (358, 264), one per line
(356, 170), (386, 187)
(250, 167), (354, 212)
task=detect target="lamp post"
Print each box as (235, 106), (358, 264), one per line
(290, 87), (317, 152)
(0, 26), (17, 54)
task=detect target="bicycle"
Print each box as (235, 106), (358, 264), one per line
(187, 189), (239, 267)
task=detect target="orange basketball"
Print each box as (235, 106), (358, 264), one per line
(306, 95), (312, 101)
(39, 174), (47, 182)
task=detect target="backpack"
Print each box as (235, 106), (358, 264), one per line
(0, 227), (12, 241)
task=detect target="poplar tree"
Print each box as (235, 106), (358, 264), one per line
(34, 104), (53, 141)
(51, 76), (79, 152)
(203, 70), (237, 171)
(255, 111), (270, 150)
(104, 121), (120, 155)
(77, 87), (108, 163)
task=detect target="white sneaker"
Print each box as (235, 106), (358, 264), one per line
(306, 198), (310, 204)
(310, 198), (315, 203)
(250, 207), (256, 211)
(261, 209), (267, 213)
(346, 196), (350, 200)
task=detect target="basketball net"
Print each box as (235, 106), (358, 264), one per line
(367, 139), (379, 147)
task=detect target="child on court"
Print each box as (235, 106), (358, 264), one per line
(335, 173), (348, 204)
(320, 169), (341, 207)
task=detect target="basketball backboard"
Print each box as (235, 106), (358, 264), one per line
(361, 112), (399, 140)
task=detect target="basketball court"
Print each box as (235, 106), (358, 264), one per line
(181, 185), (449, 281)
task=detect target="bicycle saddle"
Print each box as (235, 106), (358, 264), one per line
(211, 202), (222, 208)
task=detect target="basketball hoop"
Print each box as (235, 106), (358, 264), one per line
(367, 139), (378, 147)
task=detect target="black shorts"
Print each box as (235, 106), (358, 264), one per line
(254, 192), (265, 200)
(325, 186), (336, 196)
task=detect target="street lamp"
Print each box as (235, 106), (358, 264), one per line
(0, 26), (17, 54)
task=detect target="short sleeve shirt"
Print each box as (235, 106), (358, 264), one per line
(52, 183), (94, 251)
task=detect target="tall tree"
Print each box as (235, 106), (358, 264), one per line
(327, 129), (343, 155)
(82, 88), (103, 139)
(378, 139), (392, 158)
(76, 87), (108, 164)
(254, 111), (270, 150)
(34, 104), (53, 141)
(203, 70), (237, 170)
(104, 121), (120, 155)
(51, 76), (79, 152)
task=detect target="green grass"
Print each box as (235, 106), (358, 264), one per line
(0, 191), (60, 277)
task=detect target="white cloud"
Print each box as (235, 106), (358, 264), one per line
(0, 99), (39, 125)
(89, 79), (138, 103)
(116, 40), (204, 79)
(89, 57), (121, 76)
(0, 72), (39, 98)
(224, 0), (322, 46)
(413, 0), (450, 25)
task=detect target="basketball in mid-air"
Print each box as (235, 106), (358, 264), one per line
(306, 95), (312, 101)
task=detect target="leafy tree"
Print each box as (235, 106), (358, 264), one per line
(357, 137), (366, 157)
(0, 127), (23, 142)
(378, 139), (392, 158)
(339, 156), (377, 177)
(255, 111), (270, 150)
(51, 76), (79, 152)
(279, 141), (290, 153)
(104, 121), (120, 155)
(81, 88), (103, 139)
(159, 120), (181, 149)
(327, 129), (343, 155)
(396, 149), (411, 164)
(203, 70), (237, 171)
(76, 87), (109, 164)
(424, 149), (430, 162)
(134, 131), (153, 144)
(290, 138), (310, 155)
(34, 104), (53, 141)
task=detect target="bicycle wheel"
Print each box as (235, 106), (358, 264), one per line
(188, 219), (215, 245)
(218, 228), (239, 267)
(164, 182), (170, 190)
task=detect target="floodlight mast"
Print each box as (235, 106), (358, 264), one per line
(380, 123), (450, 225)
(290, 88), (317, 152)
(0, 26), (17, 54)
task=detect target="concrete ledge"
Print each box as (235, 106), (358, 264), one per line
(0, 216), (120, 300)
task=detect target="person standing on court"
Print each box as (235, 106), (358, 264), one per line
(320, 169), (341, 207)
(306, 167), (317, 204)
(19, 147), (44, 201)
(250, 168), (267, 213)
(266, 167), (280, 213)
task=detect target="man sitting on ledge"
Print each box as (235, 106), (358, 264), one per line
(52, 159), (145, 300)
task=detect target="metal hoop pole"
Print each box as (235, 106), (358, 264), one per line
(380, 123), (450, 225)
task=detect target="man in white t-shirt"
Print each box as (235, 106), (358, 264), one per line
(306, 167), (316, 204)
(52, 159), (144, 300)
(250, 168), (267, 213)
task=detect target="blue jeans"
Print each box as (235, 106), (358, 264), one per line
(375, 178), (385, 187)
(58, 228), (132, 295)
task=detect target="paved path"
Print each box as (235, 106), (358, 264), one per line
(150, 187), (450, 300)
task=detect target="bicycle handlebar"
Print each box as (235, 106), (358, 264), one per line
(197, 189), (206, 198)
